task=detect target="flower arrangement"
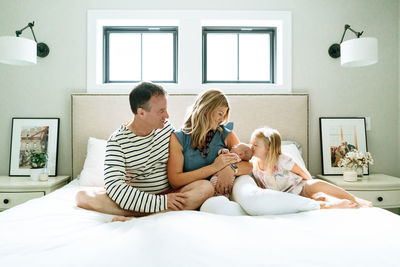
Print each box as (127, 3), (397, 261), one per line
(29, 150), (48, 169)
(338, 149), (373, 169)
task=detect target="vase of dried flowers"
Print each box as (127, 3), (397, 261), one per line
(342, 167), (358, 182)
(356, 166), (364, 177)
(338, 150), (373, 181)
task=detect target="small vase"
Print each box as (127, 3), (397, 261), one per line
(30, 168), (44, 181)
(342, 167), (357, 182)
(356, 166), (364, 178)
(39, 172), (49, 181)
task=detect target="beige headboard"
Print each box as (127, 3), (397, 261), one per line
(71, 94), (309, 179)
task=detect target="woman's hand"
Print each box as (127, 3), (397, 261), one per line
(215, 166), (235, 195)
(213, 153), (240, 171)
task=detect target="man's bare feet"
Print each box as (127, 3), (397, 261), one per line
(355, 197), (373, 207)
(320, 199), (359, 209)
(111, 216), (135, 222)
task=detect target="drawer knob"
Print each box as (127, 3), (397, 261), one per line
(3, 199), (9, 204)
(377, 197), (383, 202)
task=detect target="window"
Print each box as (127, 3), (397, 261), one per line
(88, 10), (291, 94)
(202, 27), (276, 83)
(103, 26), (177, 83)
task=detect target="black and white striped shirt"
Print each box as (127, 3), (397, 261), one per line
(104, 121), (173, 213)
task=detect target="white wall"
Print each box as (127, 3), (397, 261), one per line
(0, 0), (398, 177)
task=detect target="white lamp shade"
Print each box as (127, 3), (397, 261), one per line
(341, 37), (378, 67)
(0, 36), (37, 66)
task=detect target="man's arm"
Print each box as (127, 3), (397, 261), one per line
(104, 137), (168, 213)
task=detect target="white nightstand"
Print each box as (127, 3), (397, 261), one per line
(0, 175), (70, 211)
(316, 174), (400, 211)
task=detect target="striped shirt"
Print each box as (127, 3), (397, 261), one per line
(104, 120), (173, 213)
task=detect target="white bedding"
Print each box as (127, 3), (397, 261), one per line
(1, 181), (399, 267)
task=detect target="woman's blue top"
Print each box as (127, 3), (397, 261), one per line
(174, 122), (233, 175)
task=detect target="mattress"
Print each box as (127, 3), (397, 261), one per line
(0, 181), (399, 267)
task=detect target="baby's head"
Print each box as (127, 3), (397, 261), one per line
(230, 143), (253, 161)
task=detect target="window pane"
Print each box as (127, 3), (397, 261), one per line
(206, 33), (237, 81)
(142, 33), (174, 81)
(109, 33), (141, 81)
(239, 34), (270, 81)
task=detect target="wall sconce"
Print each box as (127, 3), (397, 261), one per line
(0, 21), (50, 66)
(328, 24), (378, 67)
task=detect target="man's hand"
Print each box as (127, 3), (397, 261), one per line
(215, 166), (235, 195)
(167, 192), (188, 211)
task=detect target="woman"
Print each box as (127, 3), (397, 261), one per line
(168, 89), (252, 197)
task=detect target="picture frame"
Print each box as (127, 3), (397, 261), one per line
(319, 117), (368, 175)
(9, 118), (60, 176)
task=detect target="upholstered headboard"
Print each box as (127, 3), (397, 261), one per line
(71, 94), (309, 179)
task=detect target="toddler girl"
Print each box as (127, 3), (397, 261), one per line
(250, 127), (372, 209)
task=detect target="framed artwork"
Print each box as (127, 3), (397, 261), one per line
(9, 118), (60, 176)
(319, 117), (368, 175)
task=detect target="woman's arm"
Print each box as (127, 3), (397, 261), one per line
(236, 161), (252, 175)
(214, 161), (252, 194)
(225, 131), (240, 149)
(214, 131), (253, 194)
(167, 133), (238, 189)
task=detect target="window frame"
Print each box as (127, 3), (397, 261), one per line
(103, 26), (178, 84)
(87, 10), (292, 94)
(202, 26), (276, 84)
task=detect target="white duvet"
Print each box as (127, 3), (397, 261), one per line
(1, 180), (399, 267)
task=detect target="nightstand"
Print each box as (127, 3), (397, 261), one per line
(316, 174), (400, 211)
(0, 175), (70, 211)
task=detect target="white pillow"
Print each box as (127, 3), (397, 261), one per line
(282, 140), (302, 153)
(231, 175), (319, 215)
(78, 137), (107, 187)
(200, 196), (248, 216)
(281, 143), (305, 168)
(281, 143), (313, 179)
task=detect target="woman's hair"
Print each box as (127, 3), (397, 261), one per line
(183, 89), (230, 150)
(251, 127), (282, 175)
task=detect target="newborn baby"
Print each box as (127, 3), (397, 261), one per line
(210, 143), (253, 198)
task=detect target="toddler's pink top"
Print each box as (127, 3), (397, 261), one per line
(252, 153), (305, 195)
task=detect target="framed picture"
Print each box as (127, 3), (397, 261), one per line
(319, 117), (368, 175)
(9, 118), (60, 176)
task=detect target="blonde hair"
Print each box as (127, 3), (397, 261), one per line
(251, 127), (282, 175)
(183, 89), (230, 149)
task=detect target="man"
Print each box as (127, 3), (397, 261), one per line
(76, 82), (214, 221)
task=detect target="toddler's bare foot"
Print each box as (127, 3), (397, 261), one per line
(112, 216), (135, 222)
(355, 197), (373, 208)
(320, 199), (359, 209)
(311, 192), (328, 202)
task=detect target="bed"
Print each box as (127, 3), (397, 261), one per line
(1, 94), (399, 267)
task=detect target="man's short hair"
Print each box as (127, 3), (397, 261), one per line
(129, 82), (167, 114)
